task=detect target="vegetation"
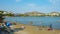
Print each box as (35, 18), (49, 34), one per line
(6, 13), (14, 16)
(18, 14), (27, 16)
(0, 11), (5, 23)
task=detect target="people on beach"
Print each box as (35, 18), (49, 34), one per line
(50, 24), (53, 30)
(0, 23), (10, 34)
(21, 25), (25, 29)
(19, 25), (25, 30)
(5, 21), (12, 27)
(0, 21), (13, 34)
(0, 23), (3, 33)
(0, 11), (14, 34)
(48, 24), (53, 31)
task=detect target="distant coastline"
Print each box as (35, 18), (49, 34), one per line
(0, 11), (60, 17)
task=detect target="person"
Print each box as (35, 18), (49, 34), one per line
(0, 23), (3, 34)
(48, 24), (53, 31)
(3, 21), (13, 33)
(21, 25), (25, 29)
(0, 23), (7, 34)
(20, 25), (25, 30)
(5, 21), (12, 27)
(50, 24), (53, 30)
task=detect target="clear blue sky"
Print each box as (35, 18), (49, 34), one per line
(0, 0), (60, 13)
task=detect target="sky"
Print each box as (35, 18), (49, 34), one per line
(0, 0), (60, 13)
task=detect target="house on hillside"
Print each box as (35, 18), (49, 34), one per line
(49, 12), (60, 16)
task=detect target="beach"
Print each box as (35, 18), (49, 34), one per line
(11, 23), (60, 34)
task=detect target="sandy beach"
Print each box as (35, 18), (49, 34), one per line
(11, 23), (60, 34)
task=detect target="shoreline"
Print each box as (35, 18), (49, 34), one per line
(11, 23), (60, 34)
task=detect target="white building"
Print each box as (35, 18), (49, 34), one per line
(49, 12), (60, 16)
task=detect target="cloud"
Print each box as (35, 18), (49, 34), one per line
(16, 0), (22, 2)
(49, 0), (60, 10)
(49, 0), (60, 4)
(27, 3), (37, 7)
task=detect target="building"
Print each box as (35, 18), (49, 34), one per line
(49, 12), (60, 16)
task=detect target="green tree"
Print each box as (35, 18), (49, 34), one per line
(0, 11), (5, 23)
(6, 13), (14, 16)
(18, 14), (28, 16)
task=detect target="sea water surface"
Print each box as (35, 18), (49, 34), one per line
(5, 16), (60, 29)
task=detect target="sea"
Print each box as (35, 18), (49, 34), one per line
(5, 16), (60, 29)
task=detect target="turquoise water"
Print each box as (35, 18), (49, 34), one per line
(5, 17), (60, 29)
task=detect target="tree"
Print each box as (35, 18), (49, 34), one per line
(0, 11), (5, 23)
(18, 14), (28, 16)
(6, 13), (14, 16)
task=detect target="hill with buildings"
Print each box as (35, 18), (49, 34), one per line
(0, 11), (60, 17)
